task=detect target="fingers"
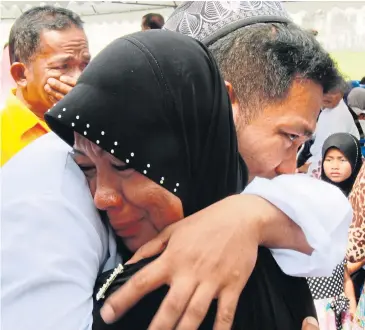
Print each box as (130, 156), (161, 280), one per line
(302, 317), (319, 330)
(45, 77), (74, 100)
(213, 288), (240, 330)
(175, 283), (217, 330)
(126, 238), (167, 265)
(148, 277), (197, 330)
(59, 75), (77, 87)
(100, 257), (168, 324)
(44, 83), (65, 102)
(127, 225), (175, 264)
(44, 75), (76, 102)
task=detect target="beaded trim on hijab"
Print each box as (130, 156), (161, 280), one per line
(96, 264), (124, 301)
(56, 107), (182, 195)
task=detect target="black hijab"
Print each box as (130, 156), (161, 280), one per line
(321, 132), (363, 196)
(45, 30), (246, 217)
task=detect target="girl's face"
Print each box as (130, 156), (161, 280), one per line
(323, 148), (352, 183)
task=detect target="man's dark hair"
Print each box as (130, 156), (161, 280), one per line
(327, 78), (350, 95)
(8, 5), (84, 64)
(209, 23), (344, 123)
(360, 76), (365, 85)
(142, 13), (165, 29)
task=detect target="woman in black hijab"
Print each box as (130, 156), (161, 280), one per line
(321, 133), (363, 197)
(45, 30), (315, 329)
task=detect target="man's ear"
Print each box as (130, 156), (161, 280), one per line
(225, 80), (240, 125)
(10, 62), (27, 88)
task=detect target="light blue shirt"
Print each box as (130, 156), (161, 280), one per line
(1, 133), (119, 330)
(1, 132), (352, 330)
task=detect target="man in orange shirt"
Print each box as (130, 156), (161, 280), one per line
(1, 6), (90, 166)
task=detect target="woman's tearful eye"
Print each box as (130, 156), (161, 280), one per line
(112, 164), (136, 176)
(78, 165), (96, 178)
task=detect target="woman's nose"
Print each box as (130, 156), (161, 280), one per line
(93, 184), (124, 211)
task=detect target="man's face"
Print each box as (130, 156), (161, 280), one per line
(22, 27), (90, 114)
(322, 91), (342, 109)
(235, 79), (323, 180)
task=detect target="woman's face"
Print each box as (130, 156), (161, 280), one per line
(323, 148), (352, 183)
(73, 133), (184, 252)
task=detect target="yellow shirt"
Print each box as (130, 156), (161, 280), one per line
(1, 90), (50, 166)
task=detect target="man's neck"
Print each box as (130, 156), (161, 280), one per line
(15, 88), (45, 121)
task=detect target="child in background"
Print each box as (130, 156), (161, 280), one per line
(307, 132), (363, 330)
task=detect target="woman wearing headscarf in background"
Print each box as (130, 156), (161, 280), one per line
(347, 87), (365, 137)
(46, 30), (316, 329)
(307, 133), (363, 330)
(320, 133), (363, 196)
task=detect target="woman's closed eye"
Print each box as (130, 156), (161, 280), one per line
(112, 163), (135, 176)
(112, 164), (130, 171)
(78, 164), (96, 178)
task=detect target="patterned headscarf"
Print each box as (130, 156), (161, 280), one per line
(347, 162), (365, 263)
(163, 1), (291, 46)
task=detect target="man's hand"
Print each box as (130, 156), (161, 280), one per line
(101, 195), (262, 330)
(44, 76), (76, 103)
(100, 194), (311, 329)
(302, 317), (319, 330)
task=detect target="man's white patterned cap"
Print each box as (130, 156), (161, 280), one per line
(163, 1), (292, 46)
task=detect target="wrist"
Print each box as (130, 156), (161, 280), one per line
(225, 194), (265, 245)
(233, 194), (313, 254)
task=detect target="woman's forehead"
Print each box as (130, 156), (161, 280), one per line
(74, 133), (100, 151)
(325, 148), (345, 157)
(73, 133), (122, 163)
